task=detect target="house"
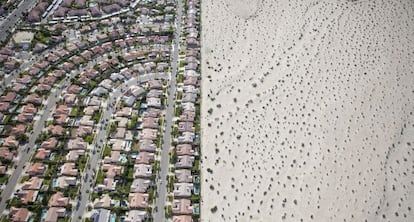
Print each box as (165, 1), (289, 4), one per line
(55, 49), (69, 58)
(21, 177), (43, 190)
(99, 79), (113, 90)
(182, 93), (197, 103)
(175, 169), (192, 183)
(110, 73), (124, 82)
(122, 96), (136, 107)
(173, 215), (193, 222)
(27, 93), (43, 105)
(175, 156), (195, 169)
(81, 50), (93, 60)
(94, 194), (111, 208)
(17, 190), (38, 204)
(0, 92), (16, 102)
(89, 6), (102, 17)
(22, 103), (37, 114)
(103, 151), (120, 164)
(60, 162), (78, 176)
(67, 85), (82, 94)
(130, 178), (151, 193)
(63, 94), (77, 106)
(140, 128), (157, 140)
(27, 162), (46, 176)
(135, 152), (155, 165)
(77, 126), (93, 137)
(115, 39), (126, 48)
(91, 87), (108, 97)
(110, 139), (129, 152)
(9, 207), (30, 222)
(176, 144), (194, 156)
(116, 107), (132, 117)
(183, 76), (198, 86)
(0, 147), (13, 161)
(102, 164), (123, 178)
(4, 136), (18, 148)
(129, 86), (145, 97)
(40, 137), (58, 150)
(79, 115), (94, 126)
(67, 138), (87, 150)
(70, 55), (84, 65)
(55, 176), (77, 189)
(16, 75), (32, 84)
(66, 150), (85, 162)
(177, 132), (195, 144)
(102, 4), (121, 14)
(10, 124), (27, 136)
(37, 84), (52, 92)
(51, 69), (65, 78)
(147, 97), (161, 108)
(32, 43), (47, 53)
(138, 140), (156, 152)
(39, 75), (57, 86)
(147, 89), (163, 98)
(91, 46), (104, 55)
(54, 113), (68, 125)
(112, 127), (126, 139)
(182, 85), (199, 94)
(0, 165), (6, 174)
(184, 70), (199, 77)
(44, 207), (66, 222)
(0, 102), (9, 112)
(117, 117), (129, 128)
(173, 183), (193, 197)
(96, 178), (116, 192)
(48, 192), (69, 207)
(178, 122), (194, 133)
(148, 79), (163, 89)
(34, 148), (51, 160)
(128, 193), (149, 209)
(55, 105), (69, 115)
(67, 9), (87, 17)
(142, 117), (159, 129)
(172, 199), (193, 215)
(91, 209), (110, 222)
(124, 210), (147, 222)
(48, 125), (64, 136)
(134, 164), (152, 178)
(84, 106), (99, 115)
(62, 62), (74, 72)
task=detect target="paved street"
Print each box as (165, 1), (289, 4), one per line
(0, 0), (38, 43)
(153, 0), (183, 220)
(72, 73), (168, 220)
(0, 73), (74, 214)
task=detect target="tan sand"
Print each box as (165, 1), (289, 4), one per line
(200, 0), (414, 221)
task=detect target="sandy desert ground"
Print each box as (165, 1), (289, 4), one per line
(200, 0), (414, 221)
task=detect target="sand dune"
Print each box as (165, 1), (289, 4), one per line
(201, 0), (414, 221)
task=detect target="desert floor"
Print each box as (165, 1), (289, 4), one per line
(200, 0), (414, 221)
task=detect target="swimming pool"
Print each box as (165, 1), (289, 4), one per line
(41, 209), (48, 219)
(193, 204), (200, 215)
(51, 178), (57, 188)
(193, 184), (200, 195)
(119, 154), (127, 163)
(110, 213), (116, 222)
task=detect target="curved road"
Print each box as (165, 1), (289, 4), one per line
(72, 73), (169, 220)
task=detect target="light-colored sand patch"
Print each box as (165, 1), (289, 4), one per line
(225, 0), (262, 20)
(201, 0), (414, 221)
